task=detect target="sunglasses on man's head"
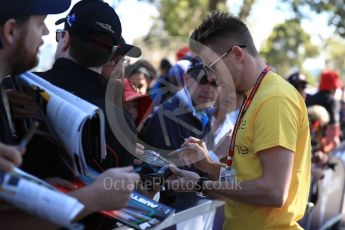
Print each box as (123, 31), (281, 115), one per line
(204, 45), (246, 73)
(188, 67), (218, 87)
(55, 29), (65, 43)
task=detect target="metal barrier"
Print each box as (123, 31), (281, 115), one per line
(300, 147), (345, 229)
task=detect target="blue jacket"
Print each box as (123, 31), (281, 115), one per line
(140, 88), (214, 153)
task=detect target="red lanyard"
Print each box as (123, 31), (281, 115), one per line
(226, 66), (270, 168)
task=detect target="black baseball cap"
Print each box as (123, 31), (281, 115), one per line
(187, 58), (204, 75)
(187, 59), (218, 87)
(115, 36), (142, 58)
(288, 72), (307, 85)
(55, 0), (122, 46)
(0, 0), (71, 48)
(0, 0), (71, 22)
(187, 58), (206, 79)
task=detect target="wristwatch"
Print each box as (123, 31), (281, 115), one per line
(195, 177), (208, 197)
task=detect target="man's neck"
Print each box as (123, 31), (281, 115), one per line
(239, 57), (267, 93)
(62, 55), (102, 74)
(0, 58), (10, 83)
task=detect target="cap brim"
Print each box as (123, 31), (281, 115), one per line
(55, 17), (66, 25)
(115, 43), (142, 58)
(34, 0), (71, 15)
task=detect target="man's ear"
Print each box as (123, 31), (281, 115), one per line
(232, 46), (245, 63)
(1, 19), (21, 47)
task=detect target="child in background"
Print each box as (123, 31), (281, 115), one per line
(122, 79), (153, 129)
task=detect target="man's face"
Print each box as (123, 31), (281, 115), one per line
(10, 16), (48, 75)
(198, 45), (239, 92)
(196, 44), (239, 113)
(102, 54), (124, 80)
(185, 73), (220, 108)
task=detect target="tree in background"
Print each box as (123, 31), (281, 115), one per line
(323, 36), (345, 78)
(145, 0), (257, 38)
(283, 0), (345, 38)
(261, 0), (345, 80)
(130, 0), (343, 82)
(138, 0), (259, 66)
(260, 18), (318, 77)
(158, 0), (209, 37)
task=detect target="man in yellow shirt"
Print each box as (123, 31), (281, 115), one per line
(167, 11), (311, 229)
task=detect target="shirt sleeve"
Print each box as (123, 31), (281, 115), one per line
(253, 97), (300, 154)
(329, 98), (340, 124)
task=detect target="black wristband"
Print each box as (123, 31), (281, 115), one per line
(195, 177), (208, 197)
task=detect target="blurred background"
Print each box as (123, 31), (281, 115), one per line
(38, 0), (345, 86)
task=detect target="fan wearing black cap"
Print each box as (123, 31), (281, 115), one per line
(287, 71), (309, 101)
(0, 0), (70, 227)
(102, 36), (142, 80)
(0, 0), (140, 228)
(0, 1), (72, 172)
(35, 0), (143, 170)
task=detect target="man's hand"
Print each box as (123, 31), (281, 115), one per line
(165, 165), (200, 192)
(0, 143), (24, 172)
(171, 137), (213, 171)
(85, 166), (140, 212)
(133, 143), (145, 165)
(6, 89), (39, 118)
(136, 143), (144, 156)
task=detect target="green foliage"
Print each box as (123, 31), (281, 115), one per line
(238, 0), (256, 22)
(323, 36), (345, 79)
(147, 0), (254, 37)
(159, 0), (209, 37)
(137, 0), (258, 64)
(283, 0), (345, 38)
(260, 18), (319, 77)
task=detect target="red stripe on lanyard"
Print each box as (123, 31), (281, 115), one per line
(226, 66), (270, 168)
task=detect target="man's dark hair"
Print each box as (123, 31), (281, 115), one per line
(68, 32), (113, 67)
(190, 11), (258, 57)
(125, 60), (157, 80)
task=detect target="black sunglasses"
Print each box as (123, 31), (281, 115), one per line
(188, 67), (218, 87)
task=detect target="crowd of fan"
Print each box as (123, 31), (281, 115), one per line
(0, 0), (341, 229)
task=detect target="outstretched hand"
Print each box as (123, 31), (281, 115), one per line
(169, 136), (212, 171)
(164, 164), (200, 192)
(87, 166), (140, 211)
(0, 143), (24, 172)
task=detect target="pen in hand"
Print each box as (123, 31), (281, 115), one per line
(168, 136), (205, 156)
(180, 135), (205, 144)
(17, 121), (39, 152)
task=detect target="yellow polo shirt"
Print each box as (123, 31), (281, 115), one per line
(224, 72), (311, 230)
